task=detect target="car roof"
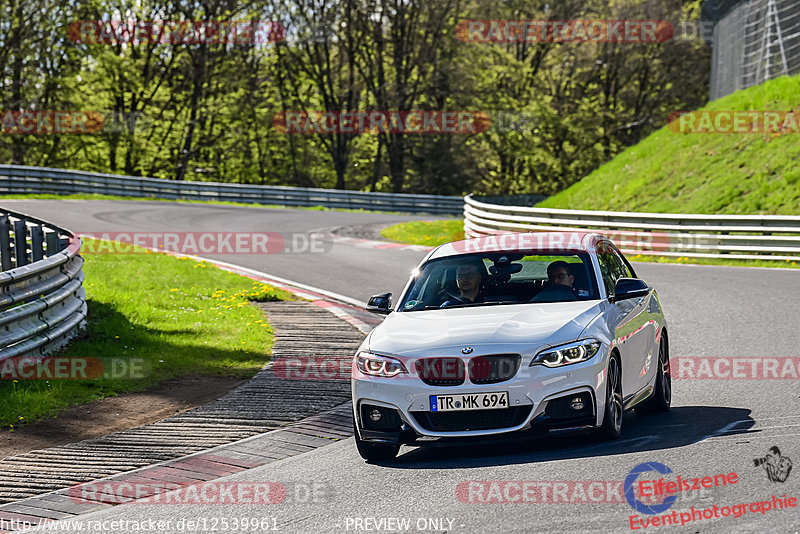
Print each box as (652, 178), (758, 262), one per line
(428, 231), (607, 260)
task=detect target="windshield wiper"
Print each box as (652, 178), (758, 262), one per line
(402, 301), (529, 311)
(437, 301), (523, 309)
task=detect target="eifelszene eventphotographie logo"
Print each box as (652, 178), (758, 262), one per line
(625, 462), (678, 515)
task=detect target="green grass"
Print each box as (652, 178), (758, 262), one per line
(380, 219), (464, 247)
(625, 253), (798, 269)
(537, 73), (800, 214)
(0, 192), (407, 215)
(0, 239), (294, 429)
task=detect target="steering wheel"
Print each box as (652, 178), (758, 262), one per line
(444, 292), (469, 304)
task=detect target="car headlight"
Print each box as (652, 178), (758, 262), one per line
(356, 351), (408, 377)
(530, 340), (602, 368)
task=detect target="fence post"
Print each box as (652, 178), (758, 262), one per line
(13, 219), (29, 267)
(0, 215), (12, 271)
(31, 224), (45, 261)
(45, 229), (60, 257)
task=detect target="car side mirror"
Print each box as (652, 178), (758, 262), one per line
(610, 278), (649, 303)
(366, 292), (392, 314)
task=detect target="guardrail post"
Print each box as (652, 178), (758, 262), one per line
(13, 219), (29, 267)
(0, 215), (12, 271)
(45, 230), (59, 257)
(31, 224), (45, 261)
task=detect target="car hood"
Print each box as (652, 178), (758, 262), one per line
(368, 301), (605, 356)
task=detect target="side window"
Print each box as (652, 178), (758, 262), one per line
(597, 251), (617, 295)
(597, 244), (631, 295)
(617, 251), (637, 279)
(610, 249), (633, 279)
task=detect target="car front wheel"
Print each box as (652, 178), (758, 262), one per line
(597, 355), (623, 440)
(635, 337), (671, 415)
(354, 420), (400, 462)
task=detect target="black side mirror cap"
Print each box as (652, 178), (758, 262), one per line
(366, 292), (392, 314)
(610, 278), (650, 303)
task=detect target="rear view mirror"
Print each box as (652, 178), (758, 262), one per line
(610, 278), (649, 302)
(366, 292), (392, 314)
(489, 257), (523, 283)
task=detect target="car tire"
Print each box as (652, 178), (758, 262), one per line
(353, 420), (400, 462)
(635, 337), (671, 415)
(597, 355), (623, 440)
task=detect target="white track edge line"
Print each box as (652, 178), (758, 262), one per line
(132, 247), (368, 308)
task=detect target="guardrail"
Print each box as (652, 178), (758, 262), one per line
(0, 209), (86, 361)
(0, 165), (463, 215)
(464, 194), (800, 261)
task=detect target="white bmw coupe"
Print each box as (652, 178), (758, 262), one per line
(352, 232), (670, 461)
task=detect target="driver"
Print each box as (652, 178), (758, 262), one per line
(440, 261), (486, 307)
(547, 260), (575, 288)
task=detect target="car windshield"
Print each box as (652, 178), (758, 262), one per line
(398, 251), (599, 311)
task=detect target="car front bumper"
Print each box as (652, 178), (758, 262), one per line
(352, 348), (610, 442)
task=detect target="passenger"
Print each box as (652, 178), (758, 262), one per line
(530, 260), (578, 302)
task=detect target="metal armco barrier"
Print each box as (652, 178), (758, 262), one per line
(0, 165), (463, 215)
(464, 194), (800, 261)
(0, 209), (86, 361)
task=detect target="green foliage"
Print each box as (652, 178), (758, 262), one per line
(0, 0), (710, 195)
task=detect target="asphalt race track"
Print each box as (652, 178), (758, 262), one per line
(4, 200), (800, 533)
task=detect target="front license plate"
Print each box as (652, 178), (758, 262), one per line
(430, 392), (509, 412)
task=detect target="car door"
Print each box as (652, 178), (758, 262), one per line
(596, 243), (652, 399)
(615, 248), (661, 394)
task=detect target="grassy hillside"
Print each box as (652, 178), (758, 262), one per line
(538, 74), (800, 214)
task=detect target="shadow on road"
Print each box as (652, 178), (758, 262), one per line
(381, 406), (754, 469)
